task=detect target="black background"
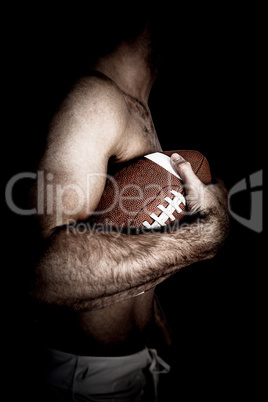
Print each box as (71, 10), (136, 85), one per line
(4, 4), (264, 400)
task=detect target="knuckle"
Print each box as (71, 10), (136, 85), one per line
(179, 160), (191, 171)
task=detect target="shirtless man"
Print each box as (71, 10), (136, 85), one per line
(29, 16), (229, 401)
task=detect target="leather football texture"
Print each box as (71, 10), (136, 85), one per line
(88, 150), (211, 230)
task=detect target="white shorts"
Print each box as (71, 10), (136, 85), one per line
(43, 347), (170, 401)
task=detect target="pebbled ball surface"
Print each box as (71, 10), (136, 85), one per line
(88, 150), (211, 230)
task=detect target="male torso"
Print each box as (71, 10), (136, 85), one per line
(36, 74), (164, 357)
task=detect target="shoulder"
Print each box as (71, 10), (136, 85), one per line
(44, 72), (130, 164)
(62, 72), (128, 121)
(35, 73), (130, 232)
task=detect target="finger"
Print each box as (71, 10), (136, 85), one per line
(170, 153), (203, 187)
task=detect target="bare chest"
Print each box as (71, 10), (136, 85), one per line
(115, 94), (162, 162)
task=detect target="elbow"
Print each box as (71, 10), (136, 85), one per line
(29, 246), (75, 308)
(29, 279), (96, 312)
(29, 258), (93, 311)
(29, 228), (74, 306)
(29, 271), (65, 307)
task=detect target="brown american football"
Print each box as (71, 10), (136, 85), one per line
(88, 150), (211, 230)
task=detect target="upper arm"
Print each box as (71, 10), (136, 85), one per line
(33, 76), (128, 237)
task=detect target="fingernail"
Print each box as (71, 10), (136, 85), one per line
(171, 153), (181, 162)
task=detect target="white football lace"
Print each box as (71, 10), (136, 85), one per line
(143, 190), (186, 229)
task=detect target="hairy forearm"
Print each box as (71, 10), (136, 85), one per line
(31, 211), (226, 311)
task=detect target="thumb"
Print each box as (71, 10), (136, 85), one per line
(170, 153), (202, 187)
